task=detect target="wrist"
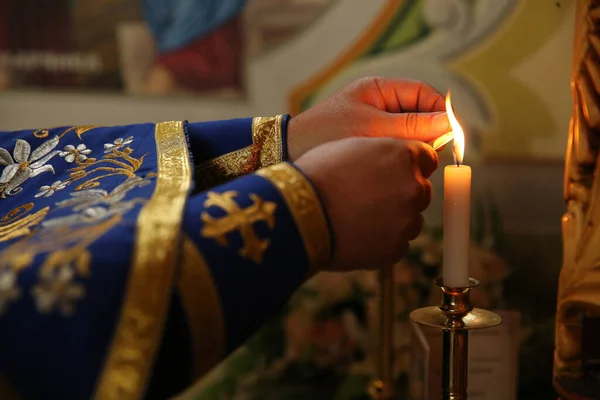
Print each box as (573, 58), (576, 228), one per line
(285, 116), (303, 162)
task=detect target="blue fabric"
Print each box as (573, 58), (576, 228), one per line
(141, 0), (248, 52)
(0, 124), (158, 399)
(146, 293), (194, 399)
(187, 117), (253, 162)
(281, 114), (291, 161)
(183, 170), (309, 353)
(0, 116), (313, 398)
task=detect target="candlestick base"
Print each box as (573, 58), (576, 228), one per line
(367, 379), (395, 400)
(409, 277), (501, 399)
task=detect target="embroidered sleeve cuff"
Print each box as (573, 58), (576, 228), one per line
(180, 161), (330, 353)
(190, 115), (290, 190)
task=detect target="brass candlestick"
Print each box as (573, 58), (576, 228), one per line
(368, 266), (396, 399)
(410, 277), (501, 400)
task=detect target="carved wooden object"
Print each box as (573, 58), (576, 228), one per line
(555, 1), (600, 398)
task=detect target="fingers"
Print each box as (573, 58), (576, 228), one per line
(368, 109), (450, 142)
(406, 213), (424, 241)
(412, 143), (435, 213)
(365, 78), (446, 113)
(409, 141), (439, 179)
(418, 178), (432, 212)
(356, 77), (450, 142)
(396, 214), (423, 260)
(395, 111), (451, 141)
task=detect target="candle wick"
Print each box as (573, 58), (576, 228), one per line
(452, 145), (461, 167)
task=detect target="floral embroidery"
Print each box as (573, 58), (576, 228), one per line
(104, 136), (133, 154)
(59, 144), (92, 163)
(35, 180), (67, 198)
(42, 176), (153, 228)
(0, 125), (153, 317)
(68, 142), (147, 192)
(0, 136), (60, 197)
(42, 203), (137, 229)
(32, 263), (85, 316)
(0, 268), (21, 313)
(56, 176), (152, 211)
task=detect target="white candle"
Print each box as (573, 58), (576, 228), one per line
(442, 165), (471, 287)
(441, 90), (471, 288)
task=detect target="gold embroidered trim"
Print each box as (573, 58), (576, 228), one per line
(178, 236), (225, 380)
(255, 163), (331, 269)
(94, 121), (192, 400)
(251, 115), (284, 168)
(194, 115), (285, 190)
(195, 146), (253, 190)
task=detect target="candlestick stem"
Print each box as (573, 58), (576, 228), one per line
(368, 266), (395, 399)
(442, 329), (468, 400)
(410, 278), (502, 400)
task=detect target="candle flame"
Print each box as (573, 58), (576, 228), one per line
(445, 91), (465, 165)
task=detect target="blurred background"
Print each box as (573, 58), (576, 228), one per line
(0, 0), (571, 398)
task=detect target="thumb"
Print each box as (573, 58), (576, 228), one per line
(386, 111), (451, 142)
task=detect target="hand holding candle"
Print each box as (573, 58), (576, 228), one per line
(442, 91), (471, 288)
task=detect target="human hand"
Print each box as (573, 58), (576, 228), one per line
(287, 77), (450, 161)
(295, 137), (438, 271)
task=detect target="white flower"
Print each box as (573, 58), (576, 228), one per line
(32, 264), (85, 316)
(104, 136), (133, 153)
(42, 176), (152, 228)
(0, 268), (21, 314)
(59, 144), (92, 163)
(56, 176), (151, 211)
(42, 205), (116, 228)
(35, 180), (67, 198)
(0, 136), (60, 196)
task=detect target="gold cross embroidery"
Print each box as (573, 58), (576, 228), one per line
(201, 191), (277, 264)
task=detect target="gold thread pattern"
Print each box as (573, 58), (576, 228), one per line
(255, 163), (331, 269)
(194, 115), (285, 190)
(195, 146), (253, 190)
(251, 115), (284, 168)
(94, 121), (192, 400)
(0, 214), (122, 316)
(201, 191), (277, 264)
(0, 203), (49, 242)
(0, 130), (145, 199)
(33, 125), (102, 139)
(178, 236), (225, 380)
(1, 215), (121, 272)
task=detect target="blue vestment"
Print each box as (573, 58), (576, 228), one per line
(0, 115), (332, 399)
